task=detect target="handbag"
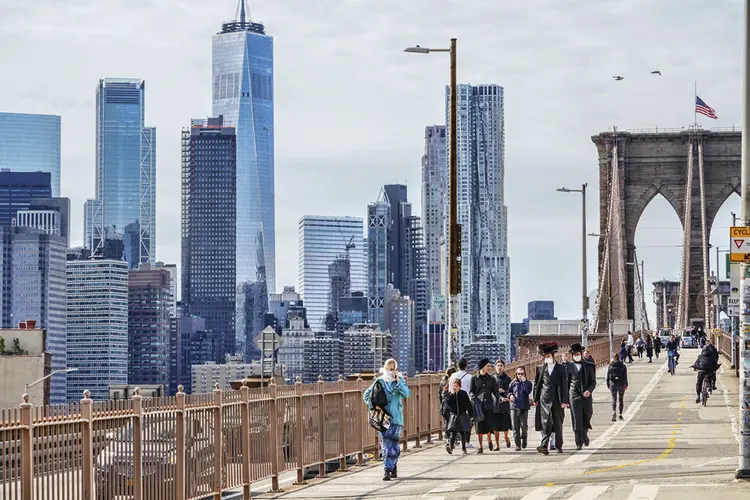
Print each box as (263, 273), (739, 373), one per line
(368, 408), (391, 432)
(473, 399), (485, 423)
(447, 413), (472, 432)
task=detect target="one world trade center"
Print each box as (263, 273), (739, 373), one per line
(212, 0), (275, 360)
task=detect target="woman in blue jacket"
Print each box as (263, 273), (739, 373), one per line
(508, 365), (533, 451)
(363, 358), (411, 481)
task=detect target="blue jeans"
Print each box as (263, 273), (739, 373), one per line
(379, 424), (403, 472)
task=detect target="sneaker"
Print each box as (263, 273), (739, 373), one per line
(618, 414), (624, 421)
(584, 436), (590, 447)
(612, 412), (617, 422)
(462, 448), (468, 455)
(696, 397), (701, 404)
(445, 443), (453, 455)
(536, 446), (549, 456)
(576, 445), (582, 451)
(383, 471), (391, 481)
(515, 446), (522, 451)
(392, 466), (398, 479)
(522, 438), (527, 449)
(557, 448), (564, 454)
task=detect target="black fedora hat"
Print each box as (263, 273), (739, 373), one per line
(569, 343), (583, 354)
(538, 342), (558, 355)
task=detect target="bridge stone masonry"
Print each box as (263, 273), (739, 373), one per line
(261, 334), (749, 500)
(591, 128), (741, 333)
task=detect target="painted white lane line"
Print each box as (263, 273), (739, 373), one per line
(468, 488), (509, 500)
(690, 456), (736, 468)
(566, 485), (610, 500)
(422, 479), (472, 496)
(718, 366), (741, 445)
(519, 486), (564, 500)
(626, 484), (659, 500)
(564, 361), (667, 464)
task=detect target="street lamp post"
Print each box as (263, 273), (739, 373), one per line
(405, 39), (460, 367)
(25, 367), (78, 399)
(557, 184), (588, 347)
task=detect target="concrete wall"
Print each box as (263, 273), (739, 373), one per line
(0, 354), (49, 408)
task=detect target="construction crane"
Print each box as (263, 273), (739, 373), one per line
(345, 235), (355, 254)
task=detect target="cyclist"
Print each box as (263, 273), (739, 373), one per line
(691, 340), (720, 404)
(666, 334), (680, 372)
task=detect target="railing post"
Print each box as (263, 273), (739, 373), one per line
(175, 386), (186, 500)
(80, 390), (94, 500)
(317, 376), (327, 478)
(213, 383), (223, 500)
(337, 375), (349, 472)
(293, 377), (306, 485)
(267, 380), (283, 492)
(19, 394), (32, 500)
(425, 376), (433, 444)
(132, 388), (144, 500)
(239, 382), (251, 499)
(414, 374), (421, 448)
(356, 377), (364, 466)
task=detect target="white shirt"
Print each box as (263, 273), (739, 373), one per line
(627, 334), (634, 346)
(449, 370), (473, 393)
(574, 363), (581, 372)
(546, 362), (556, 376)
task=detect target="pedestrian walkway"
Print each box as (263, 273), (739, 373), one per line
(259, 352), (749, 499)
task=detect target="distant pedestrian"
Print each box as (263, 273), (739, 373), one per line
(470, 358), (501, 453)
(654, 336), (662, 359)
(439, 366), (457, 434)
(363, 358), (411, 481)
(645, 335), (654, 363)
(444, 378), (473, 455)
(490, 360), (512, 450)
(533, 342), (569, 455)
(619, 340), (628, 363)
(509, 365), (533, 451)
(636, 337), (645, 358)
(606, 354), (628, 422)
(583, 348), (594, 365)
(626, 332), (635, 363)
(449, 359), (473, 444)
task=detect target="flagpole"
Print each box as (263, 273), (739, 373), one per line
(694, 81), (698, 128)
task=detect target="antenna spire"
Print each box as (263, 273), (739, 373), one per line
(238, 0), (250, 23)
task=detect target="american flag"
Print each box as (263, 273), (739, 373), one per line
(696, 96), (718, 119)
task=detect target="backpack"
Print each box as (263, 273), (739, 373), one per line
(370, 379), (389, 410)
(610, 363), (625, 383)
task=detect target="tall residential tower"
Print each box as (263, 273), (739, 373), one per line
(212, 1), (275, 355)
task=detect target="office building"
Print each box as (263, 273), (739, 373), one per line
(303, 333), (344, 383)
(0, 226), (66, 404)
(66, 259), (129, 402)
(367, 195), (391, 328)
(528, 300), (556, 320)
(269, 286), (304, 328)
(192, 357), (283, 393)
(447, 84), (510, 353)
(343, 323), (392, 377)
(16, 197), (70, 245)
(384, 285), (414, 375)
(298, 216), (366, 330)
(181, 117), (237, 359)
(426, 321), (446, 373)
(462, 341), (506, 371)
(213, 2), (276, 354)
(170, 316), (217, 395)
(128, 264), (171, 388)
(0, 112), (61, 196)
(403, 215), (428, 372)
(510, 322), (528, 361)
(0, 324), (51, 409)
(0, 170), (52, 227)
(336, 291), (368, 337)
(276, 304), (314, 382)
(151, 261), (177, 317)
(92, 78), (156, 268)
(83, 199), (99, 251)
(422, 126), (447, 308)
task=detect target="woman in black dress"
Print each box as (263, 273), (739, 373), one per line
(470, 358), (500, 453)
(490, 359), (512, 450)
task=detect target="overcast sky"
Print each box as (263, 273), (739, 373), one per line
(0, 0), (744, 324)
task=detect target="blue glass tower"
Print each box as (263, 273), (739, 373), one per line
(0, 171), (52, 227)
(93, 78), (156, 269)
(212, 1), (275, 359)
(0, 112), (61, 197)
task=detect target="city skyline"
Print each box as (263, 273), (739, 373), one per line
(0, 1), (744, 323)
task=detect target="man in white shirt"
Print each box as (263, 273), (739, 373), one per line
(449, 358), (473, 393)
(625, 331), (635, 363)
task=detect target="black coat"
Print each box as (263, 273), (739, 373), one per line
(446, 390), (474, 417)
(470, 373), (500, 410)
(533, 363), (569, 432)
(493, 372), (512, 413)
(567, 361), (596, 432)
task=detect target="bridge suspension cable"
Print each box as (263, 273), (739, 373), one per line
(676, 138), (694, 331)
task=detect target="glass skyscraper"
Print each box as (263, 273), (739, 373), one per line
(297, 216), (366, 330)
(421, 126), (447, 308)
(92, 78), (156, 269)
(0, 171), (52, 227)
(181, 117), (237, 360)
(446, 84), (510, 352)
(212, 3), (275, 356)
(0, 112), (61, 197)
(368, 194), (392, 329)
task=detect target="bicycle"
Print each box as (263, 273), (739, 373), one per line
(700, 373), (711, 406)
(667, 350), (677, 376)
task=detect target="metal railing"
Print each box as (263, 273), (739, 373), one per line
(712, 330), (740, 377)
(0, 337), (614, 500)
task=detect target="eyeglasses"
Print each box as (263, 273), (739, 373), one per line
(516, 372), (525, 376)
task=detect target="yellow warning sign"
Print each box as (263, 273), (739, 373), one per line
(729, 226), (750, 262)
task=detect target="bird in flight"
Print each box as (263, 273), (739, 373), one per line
(651, 70), (662, 75)
(613, 76), (624, 81)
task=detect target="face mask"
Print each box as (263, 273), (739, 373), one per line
(544, 357), (554, 365)
(573, 355), (582, 363)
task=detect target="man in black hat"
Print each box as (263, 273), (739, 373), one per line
(533, 342), (569, 454)
(566, 343), (597, 450)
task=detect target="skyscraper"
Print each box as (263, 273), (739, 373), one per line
(421, 126), (447, 307)
(93, 79), (156, 268)
(128, 264), (171, 389)
(0, 112), (61, 196)
(0, 171), (52, 227)
(298, 216), (366, 330)
(0, 226), (66, 404)
(447, 84), (510, 352)
(20, 197), (71, 245)
(181, 117), (237, 359)
(66, 259), (128, 402)
(367, 195), (392, 329)
(384, 285), (414, 375)
(212, 1), (275, 354)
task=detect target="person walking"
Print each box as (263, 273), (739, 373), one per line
(654, 335), (662, 359)
(645, 334), (654, 363)
(626, 331), (635, 363)
(533, 342), (569, 455)
(619, 339), (628, 363)
(509, 365), (533, 451)
(636, 336), (645, 359)
(470, 358), (501, 453)
(444, 378), (473, 454)
(566, 343), (596, 450)
(449, 358), (473, 445)
(363, 358), (411, 481)
(439, 367), (457, 434)
(606, 353), (628, 421)
(583, 348), (594, 365)
(490, 360), (513, 450)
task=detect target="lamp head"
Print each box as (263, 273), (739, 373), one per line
(556, 187), (571, 193)
(404, 46), (430, 54)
